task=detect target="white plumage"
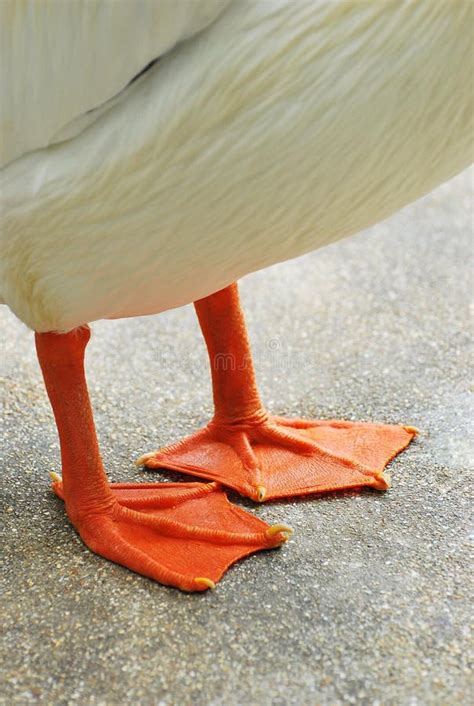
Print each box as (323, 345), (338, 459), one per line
(1, 0), (472, 332)
(0, 0), (231, 167)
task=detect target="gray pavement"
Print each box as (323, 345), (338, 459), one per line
(1, 169), (473, 705)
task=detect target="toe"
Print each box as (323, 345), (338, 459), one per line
(259, 423), (317, 454)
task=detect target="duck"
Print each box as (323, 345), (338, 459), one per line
(1, 0), (472, 592)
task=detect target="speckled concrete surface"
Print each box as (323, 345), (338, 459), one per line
(1, 169), (473, 706)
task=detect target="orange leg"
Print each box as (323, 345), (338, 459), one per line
(139, 283), (417, 501)
(35, 326), (290, 591)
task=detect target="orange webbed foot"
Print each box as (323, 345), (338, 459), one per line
(50, 476), (291, 591)
(137, 417), (417, 502)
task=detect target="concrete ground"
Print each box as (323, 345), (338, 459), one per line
(1, 168), (472, 706)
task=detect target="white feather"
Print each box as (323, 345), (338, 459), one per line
(0, 0), (472, 332)
(0, 0), (232, 167)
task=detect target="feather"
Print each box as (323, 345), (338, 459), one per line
(0, 0), (472, 331)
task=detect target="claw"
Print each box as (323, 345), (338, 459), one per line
(49, 471), (62, 484)
(373, 472), (391, 490)
(256, 485), (267, 502)
(194, 577), (216, 590)
(403, 425), (419, 435)
(135, 451), (156, 467)
(266, 524), (293, 542)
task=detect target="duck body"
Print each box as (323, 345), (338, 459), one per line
(0, 0), (472, 332)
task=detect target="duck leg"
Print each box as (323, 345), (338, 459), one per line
(139, 283), (417, 502)
(35, 326), (290, 591)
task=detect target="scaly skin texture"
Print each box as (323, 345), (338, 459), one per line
(139, 283), (417, 501)
(35, 326), (290, 591)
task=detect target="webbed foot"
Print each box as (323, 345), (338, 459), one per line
(137, 417), (417, 502)
(51, 477), (291, 590)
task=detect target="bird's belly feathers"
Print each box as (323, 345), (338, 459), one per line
(0, 0), (472, 332)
